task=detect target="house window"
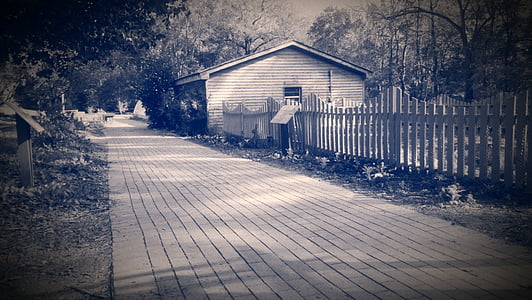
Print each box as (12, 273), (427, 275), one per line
(284, 87), (302, 103)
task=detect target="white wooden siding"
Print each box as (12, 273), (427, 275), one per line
(206, 48), (365, 132)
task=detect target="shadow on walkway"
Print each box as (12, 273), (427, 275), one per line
(102, 118), (532, 300)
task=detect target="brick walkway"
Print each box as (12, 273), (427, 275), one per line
(103, 118), (532, 299)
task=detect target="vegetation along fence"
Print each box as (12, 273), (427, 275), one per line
(223, 87), (531, 191)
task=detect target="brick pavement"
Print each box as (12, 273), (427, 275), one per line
(102, 118), (532, 299)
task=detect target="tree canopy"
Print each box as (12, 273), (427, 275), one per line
(308, 0), (531, 101)
(1, 0), (529, 132)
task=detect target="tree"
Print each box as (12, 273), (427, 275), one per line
(186, 0), (299, 63)
(378, 0), (531, 101)
(1, 0), (166, 111)
(308, 0), (530, 101)
(308, 8), (358, 55)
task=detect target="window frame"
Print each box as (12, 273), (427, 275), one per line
(284, 87), (302, 103)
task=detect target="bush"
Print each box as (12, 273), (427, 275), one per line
(139, 62), (207, 136)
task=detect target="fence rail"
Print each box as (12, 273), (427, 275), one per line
(223, 87), (531, 190)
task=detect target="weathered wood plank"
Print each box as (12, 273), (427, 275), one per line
(479, 104), (489, 179)
(504, 94), (516, 187)
(467, 105), (477, 178)
(526, 90), (532, 193)
(16, 115), (34, 187)
(394, 87), (402, 164)
(427, 103), (436, 171)
(491, 95), (502, 182)
(456, 106), (466, 177)
(514, 92), (527, 187)
(402, 92), (410, 166)
(437, 105), (445, 172)
(446, 104), (455, 174)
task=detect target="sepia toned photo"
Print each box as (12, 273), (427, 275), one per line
(1, 0), (531, 298)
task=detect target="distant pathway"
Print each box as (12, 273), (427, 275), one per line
(103, 117), (532, 299)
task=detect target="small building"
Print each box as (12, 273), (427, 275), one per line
(175, 40), (371, 133)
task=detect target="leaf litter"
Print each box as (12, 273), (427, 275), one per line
(0, 114), (111, 299)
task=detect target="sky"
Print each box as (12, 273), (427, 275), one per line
(288, 0), (368, 18)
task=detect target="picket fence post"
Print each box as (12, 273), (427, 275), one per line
(503, 94), (516, 188)
(514, 91), (527, 188)
(456, 106), (465, 177)
(478, 104), (489, 180)
(526, 89), (532, 193)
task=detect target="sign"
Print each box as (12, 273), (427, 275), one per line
(2, 102), (44, 132)
(1, 102), (45, 187)
(270, 105), (299, 124)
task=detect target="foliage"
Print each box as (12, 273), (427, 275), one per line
(0, 114), (111, 298)
(31, 114), (108, 208)
(0, 113), (108, 220)
(309, 8), (359, 55)
(176, 83), (208, 135)
(2, 0), (528, 129)
(308, 0), (531, 101)
(1, 0), (162, 112)
(362, 162), (392, 181)
(139, 63), (208, 135)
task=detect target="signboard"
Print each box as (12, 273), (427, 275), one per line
(270, 105), (299, 124)
(2, 102), (44, 132)
(1, 102), (45, 187)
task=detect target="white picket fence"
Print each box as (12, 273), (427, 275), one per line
(223, 87), (532, 190)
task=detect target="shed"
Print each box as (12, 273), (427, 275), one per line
(175, 40), (371, 133)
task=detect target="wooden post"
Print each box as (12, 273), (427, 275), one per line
(427, 103), (436, 171)
(280, 123), (289, 155)
(503, 94), (516, 188)
(410, 96), (418, 167)
(514, 91), (527, 188)
(467, 105), (477, 178)
(436, 105), (445, 172)
(478, 104), (489, 179)
(446, 104), (455, 174)
(419, 101), (427, 169)
(16, 115), (34, 187)
(3, 103), (45, 187)
(394, 87), (402, 165)
(491, 94), (502, 182)
(526, 89), (532, 193)
(456, 106), (465, 177)
(402, 92), (410, 166)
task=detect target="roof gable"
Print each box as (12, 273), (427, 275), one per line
(176, 41), (371, 85)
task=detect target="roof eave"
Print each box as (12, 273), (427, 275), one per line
(294, 43), (372, 77)
(175, 40), (372, 85)
(176, 72), (209, 85)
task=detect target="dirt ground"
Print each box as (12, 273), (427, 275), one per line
(0, 206), (111, 299)
(0, 117), (111, 300)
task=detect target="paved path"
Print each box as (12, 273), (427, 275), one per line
(102, 118), (532, 299)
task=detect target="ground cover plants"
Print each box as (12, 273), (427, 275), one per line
(193, 134), (532, 249)
(0, 113), (111, 299)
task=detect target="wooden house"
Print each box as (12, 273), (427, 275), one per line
(175, 40), (371, 133)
